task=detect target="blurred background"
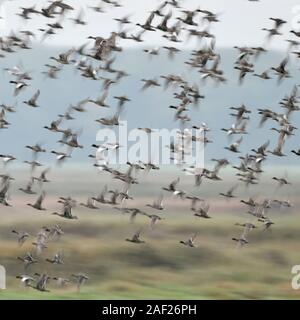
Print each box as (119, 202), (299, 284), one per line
(0, 0), (299, 299)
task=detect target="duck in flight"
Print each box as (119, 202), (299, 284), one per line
(180, 233), (198, 247)
(126, 230), (145, 244)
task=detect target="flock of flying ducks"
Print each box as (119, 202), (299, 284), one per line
(0, 0), (299, 293)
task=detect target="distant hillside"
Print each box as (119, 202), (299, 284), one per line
(0, 45), (299, 167)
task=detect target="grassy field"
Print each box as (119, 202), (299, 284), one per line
(0, 168), (299, 300)
(0, 206), (300, 299)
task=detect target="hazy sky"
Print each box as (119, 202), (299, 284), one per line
(1, 0), (300, 50)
